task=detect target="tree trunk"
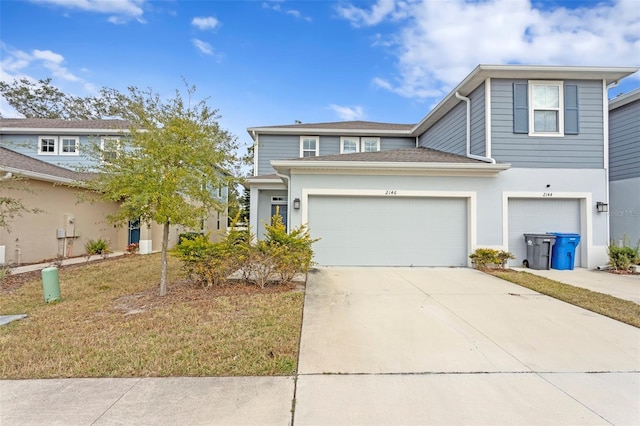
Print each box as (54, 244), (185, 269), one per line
(159, 221), (170, 296)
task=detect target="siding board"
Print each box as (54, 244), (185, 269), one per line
(609, 100), (640, 181)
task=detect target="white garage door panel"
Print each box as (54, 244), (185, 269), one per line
(508, 199), (581, 267)
(308, 196), (467, 266)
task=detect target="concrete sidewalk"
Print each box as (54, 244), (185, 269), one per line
(514, 266), (640, 304)
(8, 252), (127, 275)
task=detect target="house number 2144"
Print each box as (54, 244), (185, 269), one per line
(385, 190), (397, 195)
(543, 192), (553, 197)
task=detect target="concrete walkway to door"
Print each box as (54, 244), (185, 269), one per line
(295, 267), (640, 425)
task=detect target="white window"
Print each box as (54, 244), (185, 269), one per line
(100, 137), (120, 162)
(300, 136), (319, 158)
(60, 137), (79, 155)
(529, 81), (564, 136)
(340, 137), (360, 154)
(39, 136), (57, 155)
(361, 137), (380, 152)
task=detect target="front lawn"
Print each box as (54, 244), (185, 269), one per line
(490, 269), (640, 328)
(0, 254), (304, 378)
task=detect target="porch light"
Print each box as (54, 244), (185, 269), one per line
(596, 202), (609, 213)
(293, 198), (301, 210)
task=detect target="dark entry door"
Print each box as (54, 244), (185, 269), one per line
(128, 220), (141, 244)
(271, 205), (288, 231)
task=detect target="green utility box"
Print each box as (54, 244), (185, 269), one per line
(41, 266), (61, 302)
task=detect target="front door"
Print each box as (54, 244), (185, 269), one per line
(271, 204), (288, 231)
(128, 220), (141, 245)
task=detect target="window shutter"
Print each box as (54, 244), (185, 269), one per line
(513, 82), (528, 134)
(564, 84), (579, 135)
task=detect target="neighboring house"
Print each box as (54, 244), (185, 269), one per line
(0, 118), (229, 265)
(247, 64), (639, 269)
(608, 88), (640, 246)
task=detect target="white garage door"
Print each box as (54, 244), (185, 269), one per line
(508, 198), (581, 267)
(307, 196), (468, 266)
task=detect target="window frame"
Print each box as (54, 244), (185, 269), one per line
(100, 137), (121, 162)
(340, 136), (360, 154)
(299, 136), (319, 158)
(38, 136), (58, 156)
(60, 136), (80, 156)
(528, 80), (564, 137)
(361, 137), (381, 152)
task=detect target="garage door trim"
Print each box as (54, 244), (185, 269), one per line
(301, 188), (477, 266)
(502, 191), (592, 267)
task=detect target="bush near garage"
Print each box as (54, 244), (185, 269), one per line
(173, 214), (317, 287)
(469, 248), (515, 270)
(607, 236), (640, 272)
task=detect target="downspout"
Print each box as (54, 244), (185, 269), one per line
(455, 92), (496, 164)
(274, 170), (292, 233)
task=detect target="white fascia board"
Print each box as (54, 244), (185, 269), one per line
(0, 166), (79, 185)
(271, 159), (510, 173)
(246, 127), (412, 137)
(609, 87), (640, 110)
(411, 65), (639, 136)
(0, 127), (129, 135)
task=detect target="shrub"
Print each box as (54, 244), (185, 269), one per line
(263, 213), (317, 284)
(125, 243), (139, 254)
(85, 238), (110, 256)
(178, 232), (204, 243)
(469, 248), (514, 270)
(608, 236), (640, 272)
(173, 233), (240, 287)
(0, 266), (10, 285)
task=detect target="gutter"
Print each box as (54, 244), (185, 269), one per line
(270, 160), (510, 172)
(0, 166), (79, 185)
(455, 92), (496, 164)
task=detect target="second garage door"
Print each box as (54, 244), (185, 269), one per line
(307, 196), (468, 266)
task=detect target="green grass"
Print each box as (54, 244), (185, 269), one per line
(490, 269), (640, 328)
(0, 254), (304, 378)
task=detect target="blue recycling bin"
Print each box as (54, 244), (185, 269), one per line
(548, 233), (581, 270)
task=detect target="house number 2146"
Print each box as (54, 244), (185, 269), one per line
(385, 190), (397, 195)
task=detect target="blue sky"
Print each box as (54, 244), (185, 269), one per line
(1, 0), (639, 157)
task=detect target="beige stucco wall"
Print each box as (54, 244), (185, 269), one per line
(0, 179), (126, 265)
(0, 179), (230, 265)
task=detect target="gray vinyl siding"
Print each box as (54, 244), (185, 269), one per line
(1, 134), (105, 168)
(418, 102), (466, 155)
(491, 79), (605, 168)
(609, 100), (640, 181)
(382, 137), (415, 150)
(470, 83), (486, 156)
(257, 134), (300, 175)
(257, 134), (416, 175)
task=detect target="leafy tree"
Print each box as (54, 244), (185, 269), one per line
(81, 83), (240, 296)
(0, 78), (105, 120)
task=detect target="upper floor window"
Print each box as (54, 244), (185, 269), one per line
(340, 137), (359, 154)
(529, 81), (564, 136)
(361, 137), (380, 152)
(300, 136), (319, 157)
(100, 137), (120, 162)
(515, 81), (579, 137)
(60, 137), (79, 155)
(39, 136), (57, 155)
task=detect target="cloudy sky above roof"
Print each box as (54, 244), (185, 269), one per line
(1, 0), (638, 156)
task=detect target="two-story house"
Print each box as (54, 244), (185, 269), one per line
(0, 118), (229, 265)
(608, 88), (640, 246)
(246, 65), (639, 269)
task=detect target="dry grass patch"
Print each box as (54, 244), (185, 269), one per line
(490, 269), (640, 328)
(0, 254), (304, 378)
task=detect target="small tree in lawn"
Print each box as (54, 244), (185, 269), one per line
(82, 83), (240, 296)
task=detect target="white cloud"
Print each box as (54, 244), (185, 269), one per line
(192, 16), (219, 30)
(263, 1), (312, 21)
(337, 0), (640, 98)
(29, 0), (145, 23)
(192, 39), (214, 56)
(32, 49), (64, 64)
(329, 104), (365, 120)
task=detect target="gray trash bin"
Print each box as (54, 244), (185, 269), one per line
(523, 234), (556, 270)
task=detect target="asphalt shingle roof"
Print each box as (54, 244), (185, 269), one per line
(254, 121), (415, 131)
(0, 118), (130, 130)
(0, 147), (85, 181)
(286, 148), (486, 164)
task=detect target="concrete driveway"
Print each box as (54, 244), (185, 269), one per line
(295, 267), (640, 425)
